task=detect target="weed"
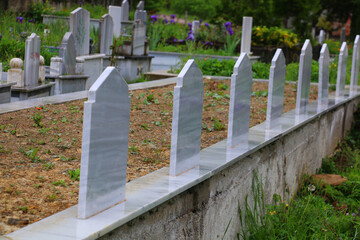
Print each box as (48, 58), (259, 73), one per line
(32, 113), (43, 127)
(43, 162), (54, 170)
(52, 180), (68, 187)
(140, 124), (151, 130)
(68, 169), (80, 181)
(212, 118), (225, 130)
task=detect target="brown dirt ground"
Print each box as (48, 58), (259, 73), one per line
(0, 79), (320, 234)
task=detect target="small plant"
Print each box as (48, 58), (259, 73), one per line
(19, 147), (41, 162)
(32, 113), (43, 127)
(212, 118), (225, 130)
(68, 169), (80, 181)
(43, 162), (54, 170)
(52, 180), (68, 187)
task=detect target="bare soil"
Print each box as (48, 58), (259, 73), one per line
(0, 79), (320, 234)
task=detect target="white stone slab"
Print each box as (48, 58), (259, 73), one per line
(59, 32), (76, 75)
(100, 14), (113, 56)
(295, 39), (312, 115)
(121, 0), (129, 21)
(24, 33), (41, 87)
(132, 20), (146, 56)
(335, 42), (348, 99)
(240, 16), (253, 54)
(227, 53), (252, 147)
(192, 20), (200, 39)
(318, 44), (330, 110)
(136, 1), (144, 10)
(109, 5), (122, 38)
(170, 60), (204, 176)
(340, 27), (346, 44)
(350, 35), (360, 95)
(78, 67), (130, 219)
(134, 10), (147, 26)
(70, 7), (90, 56)
(266, 49), (286, 129)
(319, 30), (325, 44)
(39, 55), (45, 84)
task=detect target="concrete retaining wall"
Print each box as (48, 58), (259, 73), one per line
(99, 97), (360, 240)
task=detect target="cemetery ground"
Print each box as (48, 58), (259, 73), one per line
(0, 79), (320, 234)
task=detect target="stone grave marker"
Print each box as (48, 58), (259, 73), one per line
(319, 30), (325, 44)
(39, 55), (45, 84)
(311, 27), (316, 39)
(295, 39), (312, 115)
(192, 20), (200, 39)
(241, 16), (253, 54)
(121, 0), (129, 21)
(100, 14), (114, 55)
(227, 53), (252, 148)
(109, 5), (122, 38)
(59, 32), (76, 75)
(350, 35), (360, 95)
(136, 1), (144, 10)
(318, 44), (330, 109)
(266, 49), (286, 129)
(24, 33), (41, 87)
(70, 8), (90, 56)
(78, 66), (130, 219)
(170, 60), (203, 176)
(340, 27), (346, 44)
(335, 42), (348, 99)
(134, 10), (147, 26)
(132, 20), (146, 56)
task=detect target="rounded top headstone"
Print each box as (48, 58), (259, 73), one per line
(39, 55), (45, 65)
(10, 58), (23, 69)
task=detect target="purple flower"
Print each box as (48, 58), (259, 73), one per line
(353, 213), (356, 216)
(224, 21), (232, 30)
(28, 18), (35, 23)
(227, 29), (234, 36)
(16, 17), (23, 24)
(170, 19), (175, 24)
(210, 42), (214, 45)
(188, 23), (192, 29)
(187, 30), (194, 41)
(200, 20), (203, 24)
(205, 22), (210, 28)
(346, 213), (349, 215)
(170, 14), (176, 19)
(178, 39), (184, 43)
(162, 18), (168, 24)
(150, 15), (158, 23)
(79, 1), (83, 5)
(173, 38), (177, 42)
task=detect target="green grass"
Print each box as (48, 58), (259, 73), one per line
(238, 105), (360, 239)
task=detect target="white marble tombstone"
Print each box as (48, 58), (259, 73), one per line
(134, 10), (147, 26)
(192, 20), (200, 39)
(24, 33), (41, 87)
(335, 42), (348, 99)
(121, 0), (129, 21)
(78, 67), (130, 219)
(227, 53), (252, 148)
(109, 5), (122, 38)
(7, 58), (24, 87)
(295, 39), (312, 115)
(311, 28), (316, 40)
(340, 27), (346, 44)
(70, 8), (90, 56)
(318, 44), (330, 110)
(319, 30), (325, 44)
(350, 35), (360, 95)
(170, 60), (204, 176)
(100, 14), (114, 56)
(59, 32), (76, 75)
(132, 20), (146, 56)
(266, 49), (286, 129)
(136, 1), (144, 10)
(240, 16), (253, 54)
(38, 55), (45, 84)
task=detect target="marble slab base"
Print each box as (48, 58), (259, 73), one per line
(0, 82), (16, 104)
(11, 83), (55, 101)
(47, 75), (89, 95)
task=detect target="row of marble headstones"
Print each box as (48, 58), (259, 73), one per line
(77, 36), (360, 219)
(7, 33), (45, 87)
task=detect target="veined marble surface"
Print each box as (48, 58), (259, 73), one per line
(227, 53), (252, 147)
(7, 88), (360, 240)
(318, 44), (330, 112)
(336, 42), (348, 99)
(266, 49), (285, 129)
(350, 35), (360, 95)
(296, 39), (312, 115)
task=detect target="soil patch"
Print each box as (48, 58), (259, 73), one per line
(0, 79), (320, 234)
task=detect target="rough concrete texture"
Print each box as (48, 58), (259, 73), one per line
(99, 97), (360, 240)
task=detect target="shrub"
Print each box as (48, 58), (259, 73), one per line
(252, 26), (298, 48)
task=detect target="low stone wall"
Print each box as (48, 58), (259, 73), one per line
(100, 97), (360, 240)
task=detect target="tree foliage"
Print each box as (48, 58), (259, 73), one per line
(170, 0), (221, 20)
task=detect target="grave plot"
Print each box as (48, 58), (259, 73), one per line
(0, 78), (321, 234)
